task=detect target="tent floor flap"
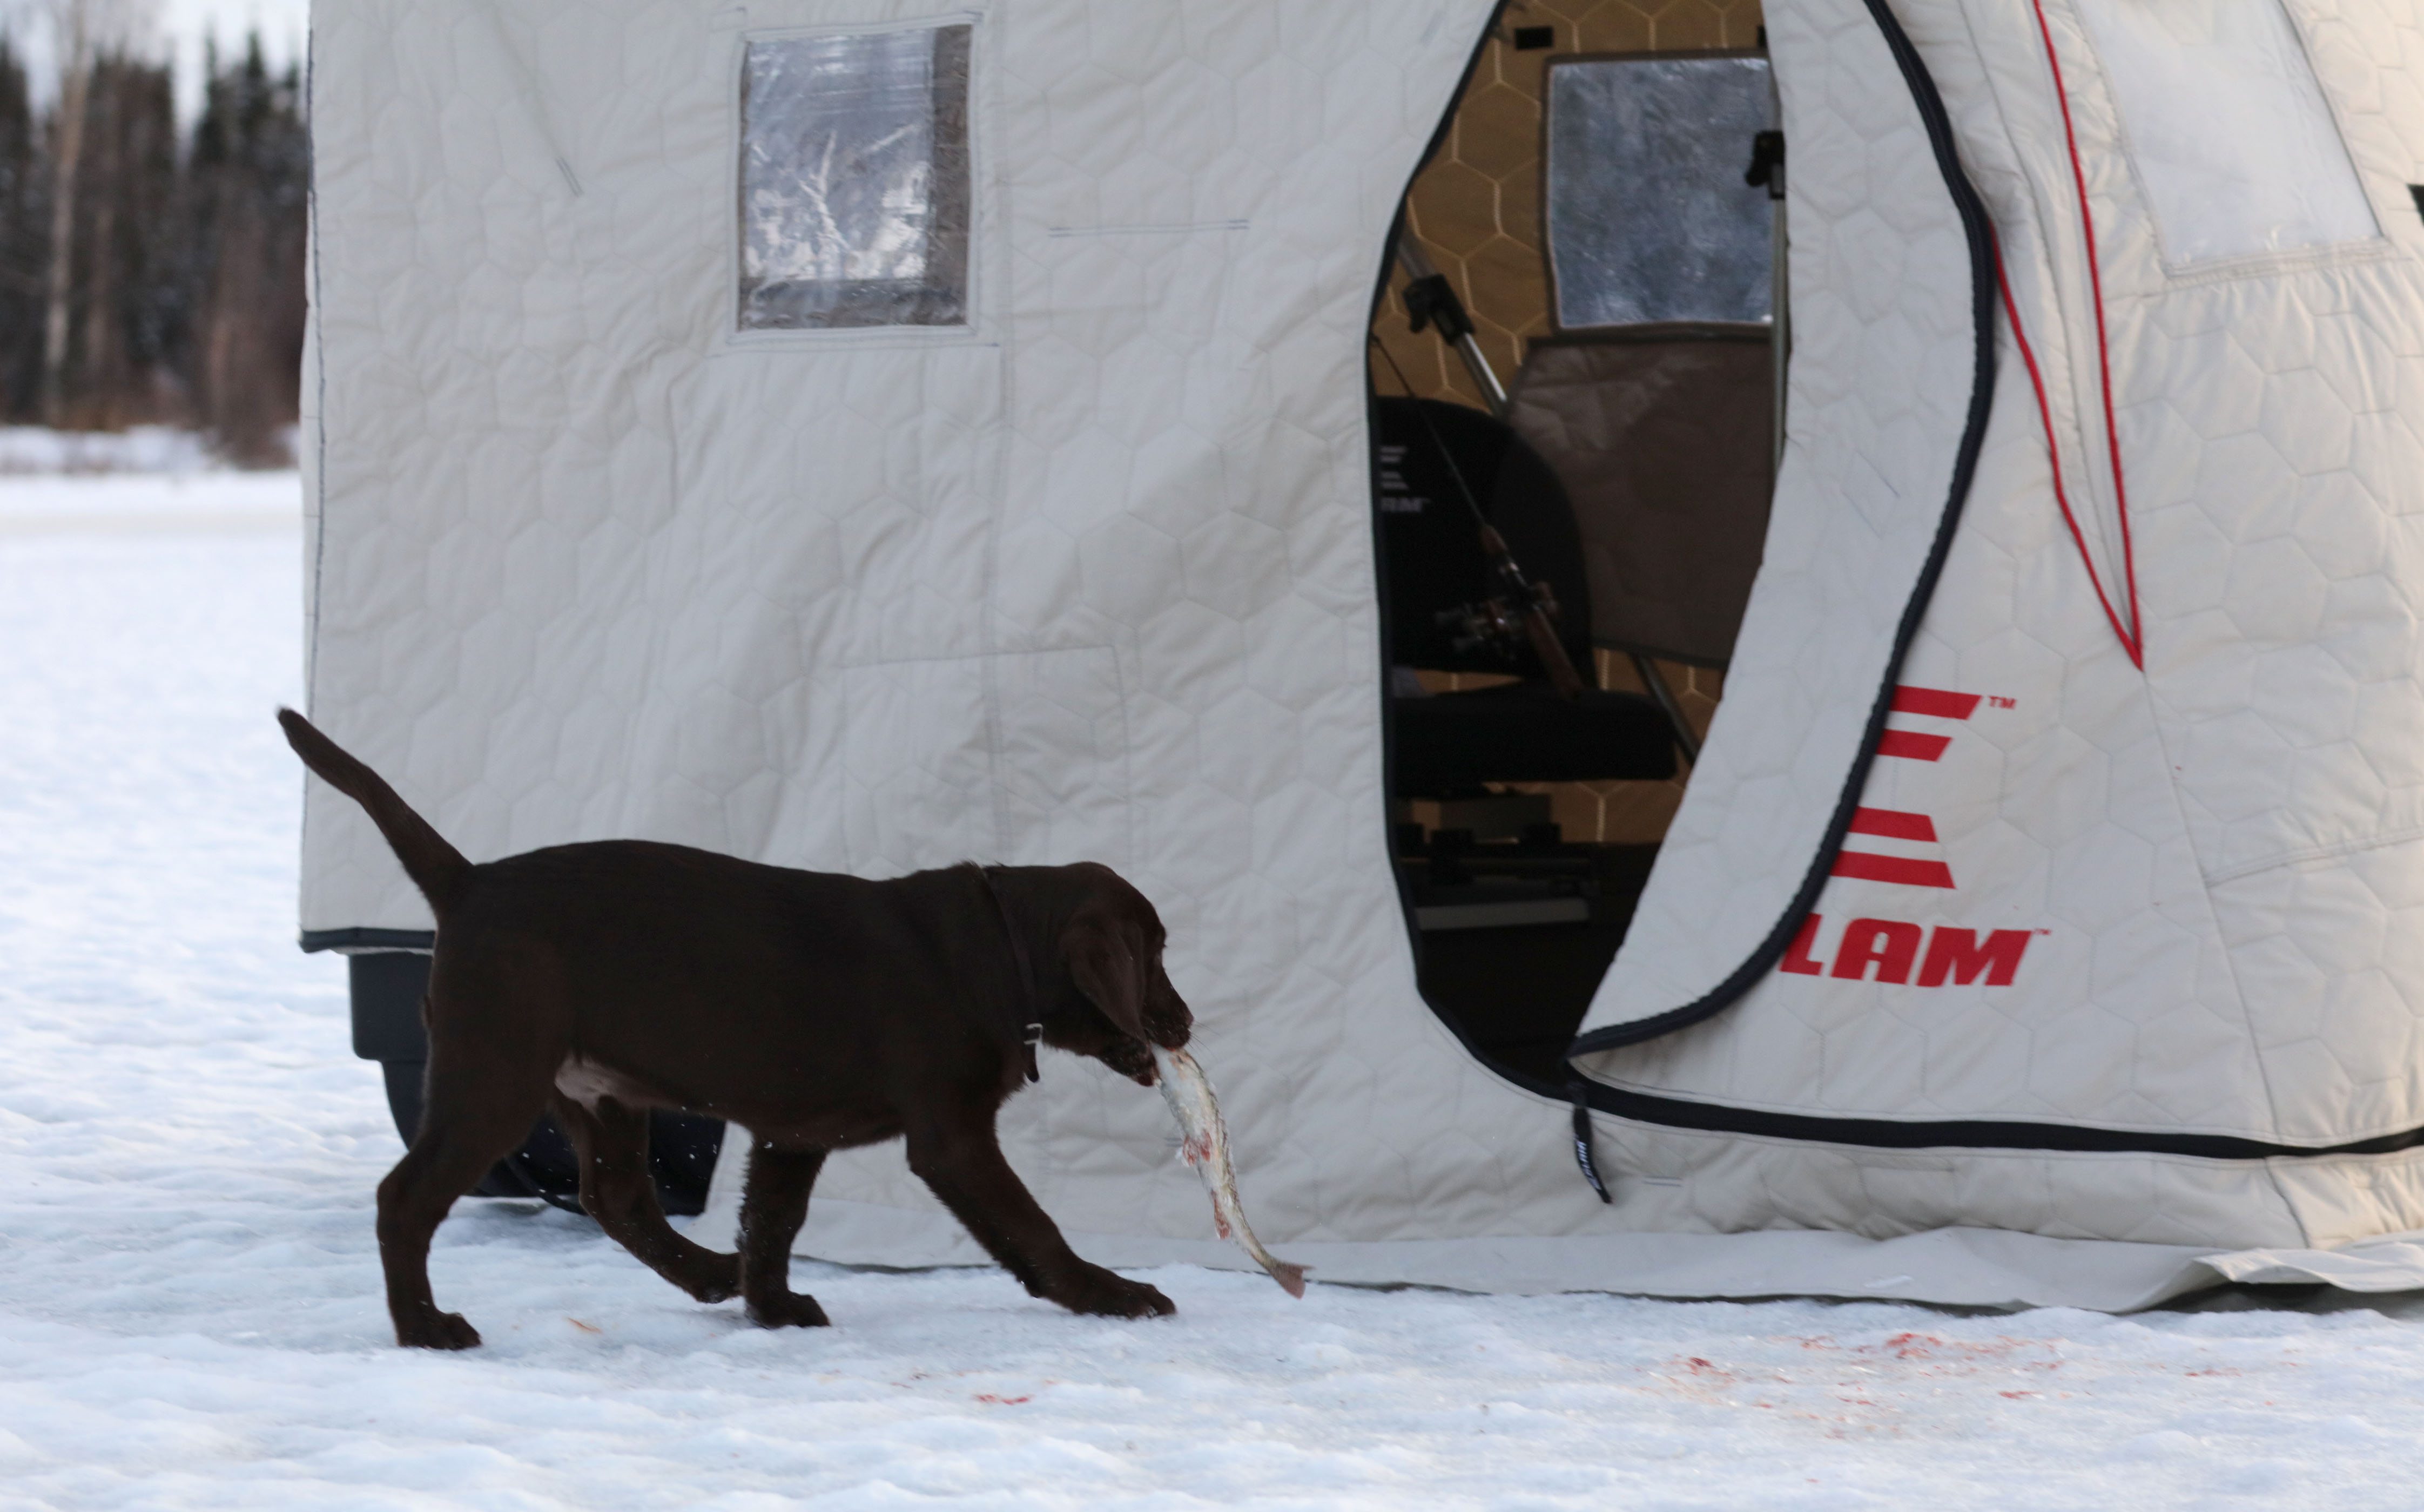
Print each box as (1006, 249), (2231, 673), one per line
(685, 1195), (2424, 1314)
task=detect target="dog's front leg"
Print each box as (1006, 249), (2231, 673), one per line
(905, 1104), (1175, 1319)
(736, 1137), (832, 1328)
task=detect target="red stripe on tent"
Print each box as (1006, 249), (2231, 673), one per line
(1875, 730), (1951, 761)
(2014, 0), (2143, 668)
(1832, 851), (1957, 888)
(1849, 806), (1938, 842)
(1994, 259), (2142, 672)
(1890, 685), (1981, 720)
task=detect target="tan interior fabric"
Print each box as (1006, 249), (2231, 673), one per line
(1506, 326), (1774, 666)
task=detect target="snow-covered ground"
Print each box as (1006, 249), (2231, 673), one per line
(10, 473), (2424, 1510)
(0, 427), (295, 478)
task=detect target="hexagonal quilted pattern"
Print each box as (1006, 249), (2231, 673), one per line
(305, 0), (2424, 1269)
(1577, 0), (2424, 1246)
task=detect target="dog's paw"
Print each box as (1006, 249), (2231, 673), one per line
(1062, 1267), (1176, 1319)
(745, 1291), (832, 1329)
(681, 1257), (743, 1304)
(396, 1309), (482, 1350)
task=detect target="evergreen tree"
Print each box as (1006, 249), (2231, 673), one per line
(55, 49), (179, 427)
(0, 26), (309, 455)
(186, 33), (308, 463)
(0, 39), (46, 421)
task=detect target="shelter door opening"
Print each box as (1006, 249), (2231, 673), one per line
(1374, 36), (1779, 1088)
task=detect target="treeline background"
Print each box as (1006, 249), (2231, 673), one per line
(0, 32), (306, 464)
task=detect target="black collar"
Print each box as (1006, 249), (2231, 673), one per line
(978, 866), (1043, 1083)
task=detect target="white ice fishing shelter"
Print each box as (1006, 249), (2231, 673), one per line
(300, 0), (2424, 1307)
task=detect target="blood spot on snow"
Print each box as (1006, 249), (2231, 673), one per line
(565, 1318), (600, 1334)
(974, 1394), (1033, 1405)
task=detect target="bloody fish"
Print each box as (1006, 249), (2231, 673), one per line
(1152, 1044), (1308, 1298)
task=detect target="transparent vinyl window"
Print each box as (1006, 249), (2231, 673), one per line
(2076, 0), (2376, 264)
(1545, 55), (1776, 328)
(738, 24), (972, 331)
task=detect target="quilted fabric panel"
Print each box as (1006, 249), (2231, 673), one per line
(1978, 0), (2424, 1144)
(1572, 0), (1987, 1031)
(1579, 1101), (2424, 1252)
(306, 0), (1671, 1254)
(1585, 1110), (2314, 1248)
(1577, 0), (2424, 1163)
(1587, 1105), (2424, 1252)
(306, 0), (2424, 1259)
(1580, 359), (2268, 1134)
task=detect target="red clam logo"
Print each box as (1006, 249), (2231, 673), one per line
(1780, 915), (2032, 986)
(1782, 684), (2037, 988)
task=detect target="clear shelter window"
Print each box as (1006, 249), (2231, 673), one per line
(738, 23), (972, 331)
(1545, 55), (1776, 328)
(2075, 0), (2376, 265)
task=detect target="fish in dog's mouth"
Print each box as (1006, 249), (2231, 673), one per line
(1152, 1044), (1307, 1298)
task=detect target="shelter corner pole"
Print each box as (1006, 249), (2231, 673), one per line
(1391, 236), (1510, 418)
(1630, 653), (1701, 765)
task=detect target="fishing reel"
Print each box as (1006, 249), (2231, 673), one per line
(1436, 579), (1564, 662)
(1438, 522), (1586, 699)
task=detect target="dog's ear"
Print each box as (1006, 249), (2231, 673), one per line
(1062, 907), (1150, 1043)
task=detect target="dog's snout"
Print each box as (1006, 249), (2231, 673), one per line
(1144, 969), (1193, 1049)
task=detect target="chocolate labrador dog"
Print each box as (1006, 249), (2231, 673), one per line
(279, 708), (1190, 1349)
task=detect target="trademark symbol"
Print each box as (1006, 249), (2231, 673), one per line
(1988, 695), (2017, 710)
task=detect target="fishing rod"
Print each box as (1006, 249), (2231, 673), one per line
(1370, 329), (1586, 701)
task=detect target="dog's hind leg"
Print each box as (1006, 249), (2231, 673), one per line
(735, 1137), (831, 1328)
(551, 1094), (740, 1304)
(377, 1066), (554, 1350)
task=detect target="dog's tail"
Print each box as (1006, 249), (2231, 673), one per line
(277, 707), (474, 917)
